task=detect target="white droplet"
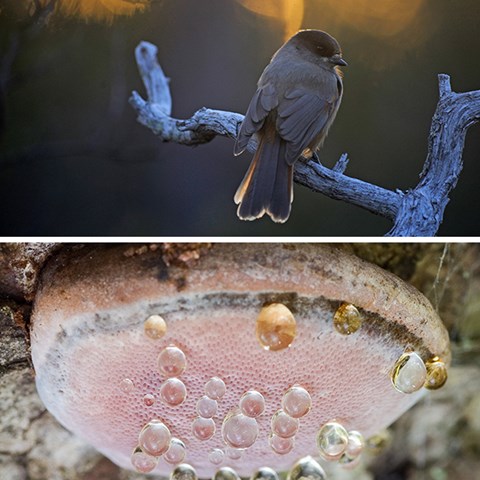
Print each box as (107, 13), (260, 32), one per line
(158, 346), (187, 377)
(239, 390), (265, 418)
(196, 395), (218, 418)
(160, 378), (187, 406)
(222, 410), (259, 449)
(271, 409), (298, 438)
(138, 420), (171, 456)
(164, 438), (187, 465)
(391, 352), (427, 394)
(205, 377), (226, 400)
(281, 386), (311, 418)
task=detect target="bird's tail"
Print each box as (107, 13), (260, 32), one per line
(234, 134), (293, 223)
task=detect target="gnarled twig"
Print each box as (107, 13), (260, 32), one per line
(129, 41), (480, 236)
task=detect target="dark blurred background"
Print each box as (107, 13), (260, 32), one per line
(0, 0), (479, 236)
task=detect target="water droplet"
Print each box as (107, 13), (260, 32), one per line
(225, 447), (243, 460)
(144, 314), (167, 339)
(281, 386), (311, 418)
(192, 417), (216, 440)
(143, 393), (155, 406)
(222, 410), (259, 449)
(160, 378), (187, 406)
(269, 433), (294, 455)
(271, 409), (298, 438)
(391, 351), (426, 394)
(196, 395), (218, 418)
(158, 346), (187, 377)
(345, 430), (364, 459)
(171, 464), (198, 480)
(213, 467), (241, 480)
(251, 467), (280, 480)
(120, 378), (134, 392)
(208, 448), (225, 465)
(424, 357), (448, 390)
(138, 419), (171, 456)
(205, 377), (226, 400)
(239, 390), (265, 418)
(316, 421), (349, 460)
(288, 456), (326, 480)
(164, 438), (187, 465)
(131, 446), (158, 473)
(333, 303), (362, 335)
(256, 303), (297, 351)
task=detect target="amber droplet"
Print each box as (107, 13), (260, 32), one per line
(333, 303), (362, 335)
(365, 430), (392, 455)
(144, 314), (167, 339)
(256, 303), (297, 351)
(424, 357), (448, 390)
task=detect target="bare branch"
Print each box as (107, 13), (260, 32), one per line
(129, 42), (480, 236)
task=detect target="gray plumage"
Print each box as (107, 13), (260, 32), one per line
(234, 29), (346, 223)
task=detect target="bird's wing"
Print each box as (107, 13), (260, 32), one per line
(277, 88), (338, 165)
(234, 83), (279, 156)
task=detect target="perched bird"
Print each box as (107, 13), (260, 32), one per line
(234, 29), (347, 223)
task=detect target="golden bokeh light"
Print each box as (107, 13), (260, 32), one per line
(37, 0), (149, 22)
(236, 0), (305, 39)
(321, 0), (426, 37)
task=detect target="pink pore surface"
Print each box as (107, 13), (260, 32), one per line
(33, 302), (423, 478)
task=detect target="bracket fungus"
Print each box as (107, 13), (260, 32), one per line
(30, 244), (450, 478)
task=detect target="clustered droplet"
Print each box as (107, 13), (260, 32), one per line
(143, 393), (155, 406)
(333, 303), (362, 335)
(158, 346), (187, 377)
(239, 390), (265, 418)
(222, 409), (259, 449)
(316, 420), (365, 467)
(205, 376), (226, 400)
(164, 438), (187, 465)
(160, 377), (187, 406)
(192, 416), (216, 441)
(132, 419), (188, 473)
(256, 303), (297, 351)
(391, 351), (427, 394)
(208, 448), (225, 465)
(196, 395), (218, 418)
(269, 385), (311, 455)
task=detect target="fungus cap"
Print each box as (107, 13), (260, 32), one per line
(31, 244), (450, 478)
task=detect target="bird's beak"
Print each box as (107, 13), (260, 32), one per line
(333, 56), (348, 67)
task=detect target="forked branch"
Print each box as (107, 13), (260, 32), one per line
(129, 41), (480, 236)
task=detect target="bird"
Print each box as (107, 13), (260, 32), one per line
(233, 29), (347, 223)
